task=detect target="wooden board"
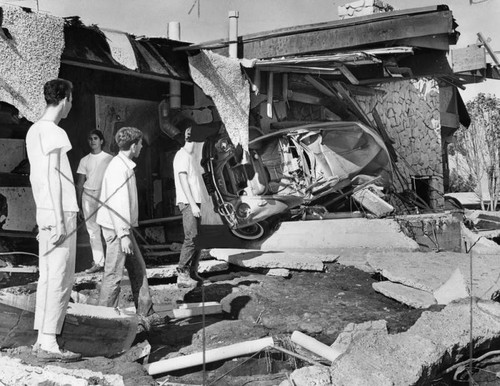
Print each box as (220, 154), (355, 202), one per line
(451, 45), (486, 73)
(0, 284), (138, 357)
(215, 11), (454, 59)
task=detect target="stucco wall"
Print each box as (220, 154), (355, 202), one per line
(354, 78), (444, 210)
(0, 5), (64, 123)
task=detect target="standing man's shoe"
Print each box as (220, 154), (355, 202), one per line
(85, 264), (104, 274)
(37, 349), (82, 363)
(176, 268), (197, 288)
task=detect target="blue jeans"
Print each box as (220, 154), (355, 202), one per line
(98, 228), (154, 316)
(178, 203), (201, 272)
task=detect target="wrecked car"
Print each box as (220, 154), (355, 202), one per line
(202, 121), (393, 240)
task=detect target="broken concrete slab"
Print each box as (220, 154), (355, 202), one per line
(75, 260), (229, 284)
(260, 218), (420, 252)
(0, 354), (125, 386)
(433, 268), (469, 305)
(146, 260), (228, 280)
(266, 268), (290, 277)
(461, 224), (500, 255)
(210, 249), (325, 271)
(330, 320), (388, 355)
(366, 251), (500, 300)
(278, 364), (333, 386)
(326, 299), (500, 385)
(372, 281), (436, 308)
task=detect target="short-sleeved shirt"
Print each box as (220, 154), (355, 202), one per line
(96, 152), (138, 237)
(26, 120), (78, 212)
(173, 147), (203, 205)
(77, 151), (113, 190)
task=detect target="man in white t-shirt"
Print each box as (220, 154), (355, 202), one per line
(76, 129), (112, 274)
(26, 78), (81, 362)
(173, 123), (205, 288)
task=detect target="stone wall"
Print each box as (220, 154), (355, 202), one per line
(354, 78), (444, 210)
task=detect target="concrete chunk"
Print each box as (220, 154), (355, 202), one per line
(210, 249), (324, 271)
(433, 268), (470, 305)
(367, 251), (500, 300)
(147, 260), (228, 280)
(329, 300), (500, 385)
(373, 281), (436, 308)
(260, 219), (419, 252)
(330, 320), (388, 355)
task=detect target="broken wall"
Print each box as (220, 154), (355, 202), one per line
(354, 78), (444, 210)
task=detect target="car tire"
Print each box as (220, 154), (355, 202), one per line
(230, 222), (266, 240)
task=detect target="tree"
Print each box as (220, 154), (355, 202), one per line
(451, 93), (500, 210)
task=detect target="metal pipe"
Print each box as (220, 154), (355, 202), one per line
(168, 22), (182, 109)
(145, 337), (274, 375)
(228, 11), (239, 59)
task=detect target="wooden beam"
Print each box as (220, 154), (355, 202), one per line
(478, 32), (500, 67)
(216, 11), (454, 59)
(61, 60), (192, 85)
(451, 45), (487, 73)
(138, 215), (182, 226)
(179, 6), (450, 53)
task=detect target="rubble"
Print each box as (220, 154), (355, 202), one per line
(367, 251), (500, 307)
(210, 248), (330, 271)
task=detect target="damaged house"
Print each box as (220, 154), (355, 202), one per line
(180, 4), (486, 241)
(0, 3), (496, 262)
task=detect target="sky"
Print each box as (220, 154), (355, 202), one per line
(1, 0), (499, 101)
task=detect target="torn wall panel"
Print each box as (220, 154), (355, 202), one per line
(189, 50), (250, 151)
(0, 5), (64, 122)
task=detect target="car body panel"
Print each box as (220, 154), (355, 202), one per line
(202, 121), (392, 234)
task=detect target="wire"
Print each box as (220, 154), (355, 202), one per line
(0, 251), (38, 258)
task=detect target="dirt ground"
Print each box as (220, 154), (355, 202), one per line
(2, 261), (434, 385)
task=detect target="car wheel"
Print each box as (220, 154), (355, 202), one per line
(230, 222), (266, 240)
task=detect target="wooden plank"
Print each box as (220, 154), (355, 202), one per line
(179, 6), (447, 53)
(143, 251), (180, 257)
(0, 266), (38, 273)
(451, 45), (486, 73)
(235, 12), (454, 59)
(138, 215), (182, 226)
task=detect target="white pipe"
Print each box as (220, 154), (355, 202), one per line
(228, 10), (239, 59)
(145, 337), (274, 375)
(168, 21), (182, 109)
(291, 331), (342, 363)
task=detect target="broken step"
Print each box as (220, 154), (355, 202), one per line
(0, 284), (137, 357)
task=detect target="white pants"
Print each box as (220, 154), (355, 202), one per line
(82, 189), (105, 266)
(34, 209), (77, 334)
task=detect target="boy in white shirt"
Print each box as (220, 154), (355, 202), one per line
(76, 129), (112, 274)
(26, 78), (81, 362)
(96, 127), (164, 331)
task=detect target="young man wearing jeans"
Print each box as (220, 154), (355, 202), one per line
(96, 127), (164, 331)
(173, 125), (205, 288)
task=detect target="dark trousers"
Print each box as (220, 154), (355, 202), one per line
(178, 203), (201, 272)
(98, 228), (154, 316)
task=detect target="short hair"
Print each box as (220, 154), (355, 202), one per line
(89, 129), (105, 146)
(44, 79), (73, 106)
(115, 127), (143, 151)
